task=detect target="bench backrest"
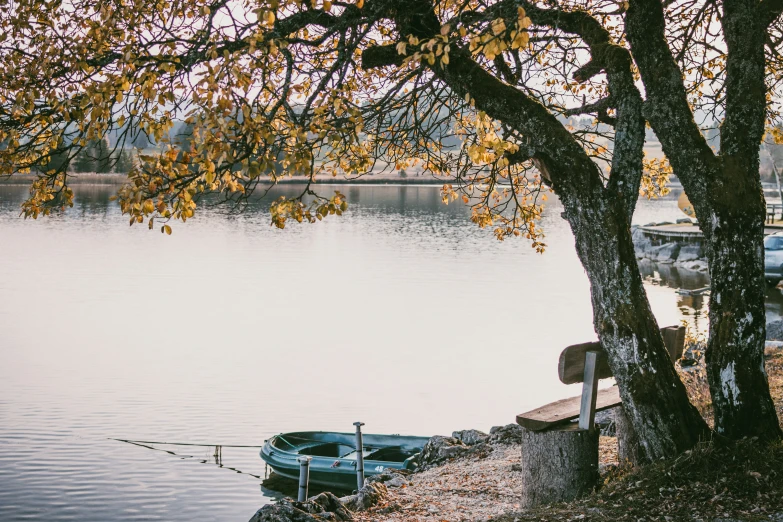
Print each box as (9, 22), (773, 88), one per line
(558, 325), (686, 385)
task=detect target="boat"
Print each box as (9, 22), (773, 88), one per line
(260, 431), (429, 490)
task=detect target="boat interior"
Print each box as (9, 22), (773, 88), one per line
(274, 435), (420, 463)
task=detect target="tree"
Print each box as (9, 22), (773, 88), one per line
(1, 0), (782, 458)
(115, 149), (134, 174)
(71, 138), (113, 173)
(72, 145), (97, 174)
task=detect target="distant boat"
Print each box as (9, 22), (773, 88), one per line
(260, 431), (429, 490)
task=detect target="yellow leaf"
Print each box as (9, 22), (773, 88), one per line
(162, 224), (172, 235)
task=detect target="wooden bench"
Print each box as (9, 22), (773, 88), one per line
(516, 325), (686, 433)
(514, 325), (686, 508)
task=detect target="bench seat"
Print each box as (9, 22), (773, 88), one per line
(516, 387), (621, 431)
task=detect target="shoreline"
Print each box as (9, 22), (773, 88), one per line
(0, 172), (454, 187)
(252, 342), (783, 522)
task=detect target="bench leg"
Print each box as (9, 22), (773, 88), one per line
(520, 424), (599, 508)
(615, 405), (646, 467)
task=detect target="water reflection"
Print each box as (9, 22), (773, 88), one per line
(638, 256), (783, 329)
(766, 286), (783, 322)
(638, 260), (711, 333)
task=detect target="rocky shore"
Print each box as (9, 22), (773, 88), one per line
(250, 340), (783, 522)
(250, 425), (619, 522)
(631, 223), (709, 273)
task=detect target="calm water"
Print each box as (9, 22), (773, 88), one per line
(0, 182), (769, 521)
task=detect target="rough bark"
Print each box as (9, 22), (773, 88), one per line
(615, 405), (645, 467)
(520, 425), (599, 508)
(627, 0), (783, 441)
(562, 192), (709, 458)
(706, 192), (781, 439)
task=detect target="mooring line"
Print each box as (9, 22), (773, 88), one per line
(112, 438), (264, 479)
(111, 438), (264, 448)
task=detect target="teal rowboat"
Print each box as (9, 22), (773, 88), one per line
(260, 431), (429, 490)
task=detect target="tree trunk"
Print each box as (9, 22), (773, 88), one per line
(626, 0), (782, 442)
(701, 0), (783, 441)
(615, 405), (645, 466)
(519, 424), (599, 508)
(562, 195), (710, 460)
(705, 185), (782, 440)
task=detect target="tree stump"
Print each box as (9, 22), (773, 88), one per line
(615, 405), (646, 466)
(520, 424), (599, 508)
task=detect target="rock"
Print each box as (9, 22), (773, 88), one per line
(680, 260), (709, 272)
(365, 468), (410, 488)
(767, 319), (783, 341)
(489, 424), (523, 444)
(452, 429), (489, 445)
(374, 503), (401, 515)
(655, 243), (680, 263)
(642, 243), (667, 260)
(594, 408), (616, 437)
(249, 492), (353, 522)
(656, 221), (674, 226)
(676, 218), (693, 224)
(677, 244), (703, 262)
(632, 228), (652, 253)
(384, 475), (409, 488)
(417, 436), (469, 467)
(631, 227), (647, 242)
(340, 482), (388, 512)
(644, 222), (657, 227)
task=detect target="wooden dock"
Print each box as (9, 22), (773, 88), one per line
(638, 222), (783, 242)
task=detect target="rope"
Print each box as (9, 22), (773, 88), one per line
(111, 438), (264, 448)
(112, 438), (264, 479)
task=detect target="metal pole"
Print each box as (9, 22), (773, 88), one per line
(297, 456), (311, 502)
(772, 161), (783, 221)
(765, 142), (783, 220)
(353, 422), (365, 490)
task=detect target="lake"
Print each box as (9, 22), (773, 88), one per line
(0, 181), (773, 521)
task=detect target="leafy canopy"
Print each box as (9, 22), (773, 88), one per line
(1, 0), (781, 242)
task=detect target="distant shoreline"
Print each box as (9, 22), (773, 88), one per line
(0, 172), (452, 187)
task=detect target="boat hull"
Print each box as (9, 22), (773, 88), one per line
(260, 431), (429, 490)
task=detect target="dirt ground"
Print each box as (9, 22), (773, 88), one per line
(350, 346), (783, 522)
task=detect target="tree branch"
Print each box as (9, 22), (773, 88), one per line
(720, 0), (767, 170)
(626, 0), (718, 217)
(761, 0), (783, 26)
